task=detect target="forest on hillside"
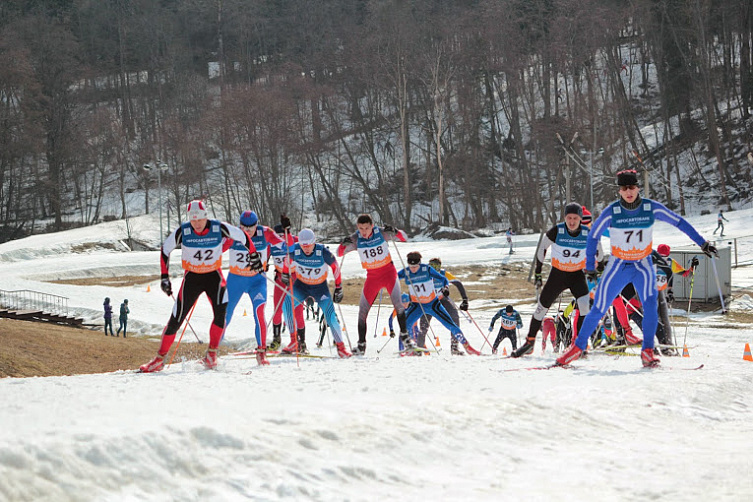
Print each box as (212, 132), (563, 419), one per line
(0, 0), (752, 241)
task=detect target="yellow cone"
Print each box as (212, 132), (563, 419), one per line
(382, 328), (387, 337)
(146, 285), (151, 292)
(435, 337), (441, 347)
(503, 347), (507, 356)
(682, 344), (690, 358)
(243, 309), (247, 317)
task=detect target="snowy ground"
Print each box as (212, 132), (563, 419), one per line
(1, 210), (752, 501)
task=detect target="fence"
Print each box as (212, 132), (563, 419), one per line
(0, 289), (69, 316)
(713, 233), (753, 268)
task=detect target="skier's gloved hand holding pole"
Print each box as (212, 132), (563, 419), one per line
(583, 269), (598, 282)
(247, 251), (264, 273)
(333, 286), (344, 303)
(701, 241), (718, 258)
(534, 273), (542, 288)
(459, 298), (469, 311)
(160, 276), (172, 296)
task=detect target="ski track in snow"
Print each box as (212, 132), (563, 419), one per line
(1, 210), (753, 501)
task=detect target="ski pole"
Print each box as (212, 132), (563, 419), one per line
(682, 267), (697, 347)
(710, 256), (727, 314)
(335, 254), (353, 351)
(447, 296), (493, 351)
(168, 301), (198, 366)
(373, 291), (383, 338)
(171, 293), (203, 344)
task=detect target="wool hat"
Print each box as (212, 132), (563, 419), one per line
(187, 200), (207, 221)
(239, 210), (258, 226)
(298, 228), (316, 245)
(581, 207), (592, 225)
(657, 244), (670, 257)
(565, 202), (583, 217)
(616, 169), (639, 186)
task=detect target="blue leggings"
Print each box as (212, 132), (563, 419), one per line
(574, 256), (658, 350)
(225, 273), (267, 346)
(405, 299), (467, 344)
(291, 282), (343, 343)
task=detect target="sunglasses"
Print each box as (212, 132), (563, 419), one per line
(408, 259), (421, 265)
(619, 185), (638, 191)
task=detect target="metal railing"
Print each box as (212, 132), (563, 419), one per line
(0, 289), (69, 316)
(712, 234), (753, 268)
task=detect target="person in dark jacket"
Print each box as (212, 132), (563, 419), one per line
(116, 299), (129, 338)
(103, 297), (114, 336)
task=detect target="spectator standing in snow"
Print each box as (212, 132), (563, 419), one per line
(116, 299), (129, 337)
(712, 210), (728, 237)
(505, 228), (515, 254)
(103, 297), (114, 336)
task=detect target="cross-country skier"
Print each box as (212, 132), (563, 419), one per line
(397, 251), (481, 355)
(268, 216), (305, 352)
(224, 210), (285, 366)
(337, 214), (412, 355)
(287, 229), (351, 358)
(512, 202), (602, 357)
(556, 170), (717, 367)
(488, 304), (523, 354)
(140, 200), (263, 373)
(417, 257), (471, 354)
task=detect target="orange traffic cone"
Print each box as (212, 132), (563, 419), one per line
(146, 285), (151, 292)
(682, 344), (690, 357)
(382, 328), (387, 337)
(743, 343), (753, 362)
(243, 309), (247, 317)
(503, 347), (508, 356)
(435, 336), (441, 347)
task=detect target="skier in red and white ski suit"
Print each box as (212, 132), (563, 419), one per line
(337, 213), (410, 355)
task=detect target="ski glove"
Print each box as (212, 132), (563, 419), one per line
(440, 286), (451, 298)
(389, 329), (396, 338)
(382, 225), (396, 233)
(248, 252), (264, 273)
(701, 241), (718, 258)
(333, 286), (344, 303)
(280, 272), (290, 285)
(534, 273), (543, 288)
(666, 291), (675, 303)
(583, 269), (598, 282)
(459, 298), (469, 311)
(280, 214), (291, 231)
(340, 236), (353, 245)
(160, 278), (172, 296)
(690, 256), (700, 268)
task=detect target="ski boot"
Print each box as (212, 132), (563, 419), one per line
(555, 344), (583, 366)
(202, 349), (219, 369)
(269, 324), (282, 351)
(139, 355), (165, 373)
(450, 339), (465, 355)
(255, 347), (270, 366)
(511, 337), (535, 358)
(399, 332), (417, 351)
(641, 348), (661, 368)
(352, 341), (367, 356)
(281, 337), (298, 354)
(336, 342), (352, 358)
